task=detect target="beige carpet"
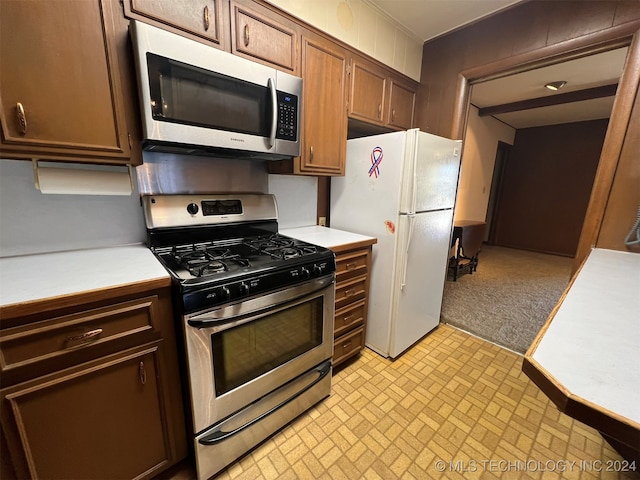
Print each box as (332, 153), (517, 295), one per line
(441, 245), (573, 354)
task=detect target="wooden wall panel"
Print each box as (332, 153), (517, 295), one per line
(596, 86), (640, 251)
(492, 120), (608, 256)
(416, 1), (640, 138)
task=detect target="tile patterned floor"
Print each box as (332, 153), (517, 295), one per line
(174, 325), (638, 480)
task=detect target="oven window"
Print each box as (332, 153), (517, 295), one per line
(212, 297), (323, 396)
(146, 53), (271, 137)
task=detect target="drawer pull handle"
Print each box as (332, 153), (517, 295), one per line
(391, 109), (396, 122)
(309, 145), (314, 161)
(344, 289), (355, 297)
(342, 341), (352, 349)
(66, 328), (103, 342)
(378, 103), (382, 118)
(344, 313), (355, 323)
(244, 24), (250, 46)
(345, 262), (357, 270)
(139, 361), (147, 385)
(203, 6), (210, 31)
(16, 102), (27, 134)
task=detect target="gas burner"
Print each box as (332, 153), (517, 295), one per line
(196, 261), (227, 277)
(263, 244), (318, 260)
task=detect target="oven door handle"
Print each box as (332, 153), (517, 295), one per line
(187, 276), (334, 328)
(198, 360), (331, 444)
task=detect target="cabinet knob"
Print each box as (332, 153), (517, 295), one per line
(391, 109), (396, 122)
(378, 103), (382, 119)
(309, 145), (314, 161)
(16, 102), (27, 134)
(203, 5), (210, 32)
(244, 24), (250, 46)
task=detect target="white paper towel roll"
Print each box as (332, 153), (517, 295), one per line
(34, 163), (133, 196)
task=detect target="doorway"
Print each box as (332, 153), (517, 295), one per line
(486, 141), (510, 245)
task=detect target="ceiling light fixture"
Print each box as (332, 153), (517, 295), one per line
(545, 81), (567, 91)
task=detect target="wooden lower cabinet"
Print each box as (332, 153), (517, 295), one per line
(331, 244), (373, 367)
(0, 287), (187, 480)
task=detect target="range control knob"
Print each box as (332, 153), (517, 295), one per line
(220, 286), (231, 300)
(239, 282), (250, 296)
(301, 267), (310, 279)
(187, 203), (199, 215)
(313, 264), (323, 276)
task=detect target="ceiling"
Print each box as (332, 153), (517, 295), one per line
(366, 0), (523, 43)
(366, 0), (629, 129)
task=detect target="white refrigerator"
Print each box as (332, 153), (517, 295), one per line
(330, 129), (462, 358)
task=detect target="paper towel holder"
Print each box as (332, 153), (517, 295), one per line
(32, 159), (135, 196)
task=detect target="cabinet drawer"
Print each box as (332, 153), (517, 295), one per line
(231, 1), (298, 72)
(335, 276), (366, 310)
(333, 326), (364, 366)
(0, 296), (158, 375)
(334, 300), (365, 338)
(335, 249), (368, 282)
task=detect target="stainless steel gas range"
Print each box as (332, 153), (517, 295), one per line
(142, 194), (335, 479)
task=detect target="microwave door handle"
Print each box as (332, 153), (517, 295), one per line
(268, 77), (277, 149)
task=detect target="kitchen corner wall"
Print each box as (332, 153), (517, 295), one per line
(454, 106), (515, 223)
(265, 0), (423, 81)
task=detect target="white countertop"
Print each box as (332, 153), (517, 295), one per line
(530, 248), (640, 425)
(281, 225), (377, 249)
(0, 245), (169, 307)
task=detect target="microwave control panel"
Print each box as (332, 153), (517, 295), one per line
(276, 92), (298, 141)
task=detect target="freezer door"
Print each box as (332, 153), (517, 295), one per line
(389, 209), (453, 358)
(331, 131), (406, 234)
(400, 130), (462, 213)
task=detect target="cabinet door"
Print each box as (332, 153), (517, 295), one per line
(349, 60), (387, 125)
(387, 78), (417, 130)
(0, 0), (132, 163)
(125, 0), (229, 49)
(299, 35), (348, 176)
(231, 0), (298, 74)
(1, 343), (172, 480)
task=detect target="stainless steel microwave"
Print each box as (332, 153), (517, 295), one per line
(130, 21), (301, 159)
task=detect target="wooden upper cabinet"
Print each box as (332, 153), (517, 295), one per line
(299, 35), (348, 176)
(387, 78), (417, 130)
(230, 0), (299, 74)
(124, 0), (230, 50)
(347, 54), (418, 131)
(349, 59), (387, 124)
(0, 0), (134, 164)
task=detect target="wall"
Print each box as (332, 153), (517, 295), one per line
(596, 83), (640, 251)
(492, 119), (608, 256)
(417, 1), (640, 137)
(0, 156), (317, 257)
(454, 105), (515, 224)
(0, 159), (146, 257)
(265, 0), (423, 81)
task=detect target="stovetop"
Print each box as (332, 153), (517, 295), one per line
(153, 233), (329, 284)
(142, 194), (336, 313)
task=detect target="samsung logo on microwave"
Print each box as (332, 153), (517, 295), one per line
(230, 138), (245, 143)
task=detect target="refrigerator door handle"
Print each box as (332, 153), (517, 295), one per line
(400, 214), (416, 290)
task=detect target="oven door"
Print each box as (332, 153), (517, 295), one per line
(183, 274), (335, 434)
